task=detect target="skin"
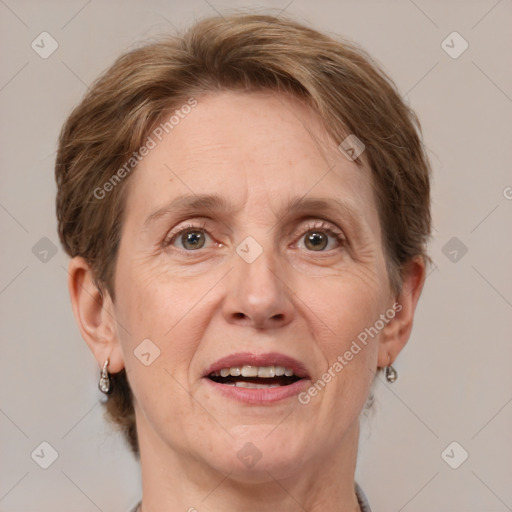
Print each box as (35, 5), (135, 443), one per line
(68, 90), (426, 512)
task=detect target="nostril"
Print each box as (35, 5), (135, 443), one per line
(233, 312), (246, 320)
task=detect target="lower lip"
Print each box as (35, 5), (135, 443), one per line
(203, 377), (310, 405)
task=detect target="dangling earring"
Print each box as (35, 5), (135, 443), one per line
(385, 354), (397, 383)
(98, 358), (112, 394)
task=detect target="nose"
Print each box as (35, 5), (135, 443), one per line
(222, 246), (295, 330)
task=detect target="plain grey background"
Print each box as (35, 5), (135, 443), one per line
(1, 1), (511, 511)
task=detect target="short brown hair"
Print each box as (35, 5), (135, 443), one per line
(55, 12), (432, 457)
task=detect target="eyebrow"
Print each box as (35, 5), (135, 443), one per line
(143, 193), (364, 231)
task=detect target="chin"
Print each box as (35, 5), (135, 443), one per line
(206, 429), (309, 481)
(217, 453), (306, 484)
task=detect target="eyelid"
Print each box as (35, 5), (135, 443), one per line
(290, 220), (346, 247)
(162, 221), (211, 248)
(162, 219), (346, 252)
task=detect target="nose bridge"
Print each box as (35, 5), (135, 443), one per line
(223, 235), (294, 329)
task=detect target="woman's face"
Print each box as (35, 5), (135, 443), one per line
(111, 90), (396, 479)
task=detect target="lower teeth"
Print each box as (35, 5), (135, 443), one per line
(224, 381), (281, 389)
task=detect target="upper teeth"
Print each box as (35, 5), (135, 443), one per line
(211, 365), (295, 378)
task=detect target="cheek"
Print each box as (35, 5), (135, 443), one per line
(301, 268), (384, 407)
(112, 269), (205, 432)
(308, 268), (385, 346)
(114, 258), (197, 337)
(291, 276), (382, 445)
(113, 262), (217, 386)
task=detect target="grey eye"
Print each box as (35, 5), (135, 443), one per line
(180, 230), (206, 250)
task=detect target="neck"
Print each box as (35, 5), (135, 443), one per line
(135, 410), (362, 512)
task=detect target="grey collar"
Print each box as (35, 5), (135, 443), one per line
(355, 482), (373, 512)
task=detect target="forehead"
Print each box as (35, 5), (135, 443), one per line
(123, 90), (378, 228)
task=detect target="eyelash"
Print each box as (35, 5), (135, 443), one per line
(162, 220), (346, 253)
(291, 221), (346, 251)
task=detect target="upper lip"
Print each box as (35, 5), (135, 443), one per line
(203, 352), (310, 379)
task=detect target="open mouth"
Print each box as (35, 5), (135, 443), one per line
(208, 365), (302, 389)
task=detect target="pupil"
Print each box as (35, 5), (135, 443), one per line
(305, 231), (327, 251)
(182, 231), (205, 249)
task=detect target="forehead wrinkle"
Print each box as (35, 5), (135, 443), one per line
(142, 192), (367, 235)
(139, 93), (372, 236)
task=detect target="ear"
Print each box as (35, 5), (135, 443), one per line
(67, 256), (125, 373)
(377, 256), (427, 368)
